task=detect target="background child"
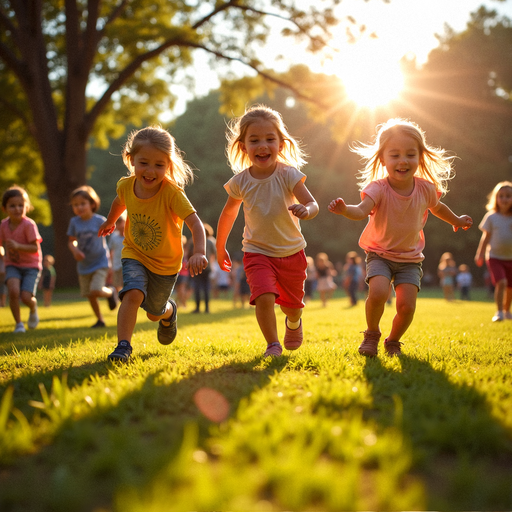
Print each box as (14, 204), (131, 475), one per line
(67, 185), (119, 328)
(175, 235), (192, 308)
(216, 104), (319, 357)
(437, 252), (457, 301)
(0, 185), (42, 332)
(343, 250), (363, 306)
(190, 223), (216, 313)
(98, 125), (208, 362)
(108, 211), (126, 292)
(329, 118), (472, 356)
(456, 263), (472, 301)
(304, 255), (317, 303)
(315, 252), (337, 307)
(39, 254), (57, 307)
(475, 181), (512, 321)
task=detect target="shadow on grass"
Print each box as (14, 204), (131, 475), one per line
(362, 355), (512, 510)
(0, 354), (289, 512)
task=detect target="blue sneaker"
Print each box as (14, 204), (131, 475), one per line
(108, 340), (132, 362)
(158, 299), (177, 345)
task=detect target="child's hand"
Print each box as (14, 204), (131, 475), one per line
(98, 221), (115, 237)
(328, 198), (347, 215)
(452, 215), (473, 232)
(217, 249), (232, 272)
(188, 253), (208, 277)
(73, 250), (85, 262)
(288, 204), (309, 219)
(5, 239), (19, 251)
(474, 254), (485, 267)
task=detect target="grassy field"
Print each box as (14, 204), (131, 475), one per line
(0, 288), (511, 511)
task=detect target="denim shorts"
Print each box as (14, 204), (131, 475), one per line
(120, 258), (178, 316)
(5, 266), (41, 296)
(365, 252), (423, 290)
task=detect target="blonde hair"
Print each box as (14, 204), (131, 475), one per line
(226, 104), (307, 173)
(69, 185), (100, 212)
(352, 118), (455, 195)
(485, 181), (512, 213)
(122, 126), (194, 188)
(2, 185), (33, 211)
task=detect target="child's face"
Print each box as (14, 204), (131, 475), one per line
(71, 195), (94, 220)
(131, 142), (172, 197)
(496, 187), (512, 214)
(241, 119), (284, 174)
(380, 133), (419, 188)
(3, 195), (27, 223)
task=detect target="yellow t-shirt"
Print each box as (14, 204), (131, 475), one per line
(117, 176), (196, 275)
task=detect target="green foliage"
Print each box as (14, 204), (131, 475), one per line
(0, 290), (511, 510)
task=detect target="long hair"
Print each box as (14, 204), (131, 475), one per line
(226, 104), (307, 173)
(485, 181), (512, 212)
(122, 125), (194, 188)
(352, 118), (455, 195)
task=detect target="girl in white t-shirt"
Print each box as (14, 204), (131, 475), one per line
(216, 104), (319, 357)
(328, 119), (472, 357)
(475, 181), (512, 322)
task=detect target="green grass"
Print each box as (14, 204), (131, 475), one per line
(0, 289), (511, 511)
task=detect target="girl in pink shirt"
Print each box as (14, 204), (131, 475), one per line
(329, 119), (472, 357)
(0, 186), (42, 333)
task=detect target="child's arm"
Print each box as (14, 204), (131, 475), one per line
(68, 237), (85, 261)
(289, 181), (319, 220)
(430, 202), (473, 232)
(184, 213), (208, 277)
(216, 196), (242, 272)
(4, 239), (38, 253)
(474, 230), (490, 267)
(328, 196), (375, 220)
(98, 196), (126, 237)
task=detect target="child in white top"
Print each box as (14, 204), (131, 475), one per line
(329, 118), (472, 356)
(216, 104), (319, 357)
(0, 186), (42, 332)
(475, 181), (512, 321)
(99, 126), (208, 362)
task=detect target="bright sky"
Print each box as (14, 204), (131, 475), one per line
(169, 0), (512, 115)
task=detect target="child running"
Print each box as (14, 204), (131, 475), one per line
(328, 118), (472, 356)
(98, 125), (208, 362)
(475, 181), (512, 322)
(0, 185), (42, 332)
(216, 104), (319, 357)
(68, 186), (119, 328)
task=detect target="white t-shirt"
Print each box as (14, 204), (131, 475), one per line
(479, 211), (512, 260)
(224, 163), (306, 257)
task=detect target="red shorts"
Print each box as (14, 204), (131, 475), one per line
(243, 250), (307, 309)
(487, 258), (512, 286)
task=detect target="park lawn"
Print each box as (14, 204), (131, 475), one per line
(0, 289), (511, 511)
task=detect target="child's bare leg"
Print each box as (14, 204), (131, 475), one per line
(365, 275), (391, 332)
(88, 295), (104, 322)
(254, 292), (279, 344)
(90, 286), (114, 300)
(117, 289), (144, 342)
(494, 279), (507, 312)
(7, 278), (22, 324)
(280, 305), (301, 326)
(20, 290), (37, 313)
(387, 283), (417, 341)
(147, 300), (174, 323)
(505, 286), (512, 313)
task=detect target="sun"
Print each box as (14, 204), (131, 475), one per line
(329, 40), (405, 108)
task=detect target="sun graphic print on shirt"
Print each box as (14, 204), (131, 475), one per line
(130, 213), (163, 251)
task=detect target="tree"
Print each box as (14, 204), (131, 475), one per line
(0, 0), (345, 285)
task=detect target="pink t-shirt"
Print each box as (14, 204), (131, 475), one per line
(358, 177), (440, 263)
(0, 217), (43, 269)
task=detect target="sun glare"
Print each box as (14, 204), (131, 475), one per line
(329, 40), (405, 108)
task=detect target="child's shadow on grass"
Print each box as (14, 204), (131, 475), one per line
(362, 354), (512, 510)
(0, 355), (289, 511)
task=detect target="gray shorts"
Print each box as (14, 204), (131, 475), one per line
(365, 252), (423, 290)
(120, 258), (178, 316)
(5, 266), (41, 296)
